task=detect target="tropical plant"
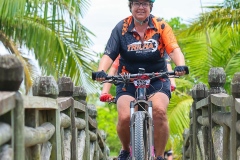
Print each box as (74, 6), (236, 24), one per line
(179, 0), (240, 93)
(97, 104), (120, 154)
(171, 1), (240, 158)
(0, 0), (98, 94)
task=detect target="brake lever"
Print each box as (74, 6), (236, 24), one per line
(108, 97), (116, 104)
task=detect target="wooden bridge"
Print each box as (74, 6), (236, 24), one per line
(2, 54), (240, 160)
(0, 55), (110, 160)
(182, 67), (240, 160)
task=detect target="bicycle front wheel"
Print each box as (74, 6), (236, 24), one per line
(133, 111), (146, 160)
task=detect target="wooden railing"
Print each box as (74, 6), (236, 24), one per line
(0, 55), (110, 160)
(182, 67), (240, 160)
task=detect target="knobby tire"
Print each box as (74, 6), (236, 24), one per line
(133, 111), (146, 160)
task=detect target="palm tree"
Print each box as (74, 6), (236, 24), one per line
(179, 0), (240, 93)
(165, 1), (240, 154)
(0, 0), (99, 94)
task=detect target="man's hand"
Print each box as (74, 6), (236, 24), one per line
(100, 93), (114, 102)
(92, 70), (107, 81)
(174, 66), (189, 76)
(171, 85), (176, 92)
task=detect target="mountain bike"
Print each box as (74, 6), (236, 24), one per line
(92, 67), (189, 160)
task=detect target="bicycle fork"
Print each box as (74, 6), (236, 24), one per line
(129, 101), (155, 160)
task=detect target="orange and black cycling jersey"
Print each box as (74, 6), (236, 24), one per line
(104, 14), (179, 74)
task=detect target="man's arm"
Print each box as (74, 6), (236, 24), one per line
(168, 48), (185, 66)
(98, 55), (114, 72)
(169, 48), (186, 76)
(101, 66), (118, 94)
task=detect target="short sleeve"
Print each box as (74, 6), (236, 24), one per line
(161, 22), (179, 54)
(104, 22), (122, 61)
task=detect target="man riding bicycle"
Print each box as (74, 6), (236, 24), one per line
(100, 52), (176, 101)
(95, 0), (187, 159)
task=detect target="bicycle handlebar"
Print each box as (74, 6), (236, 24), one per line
(92, 66), (189, 82)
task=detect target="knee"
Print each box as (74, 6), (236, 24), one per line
(154, 108), (167, 122)
(118, 114), (130, 126)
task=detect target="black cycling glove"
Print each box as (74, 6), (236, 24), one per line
(174, 66), (186, 73)
(95, 70), (107, 79)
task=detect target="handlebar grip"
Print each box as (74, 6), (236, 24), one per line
(174, 66), (189, 74)
(184, 66), (189, 74)
(92, 71), (109, 80)
(92, 72), (97, 80)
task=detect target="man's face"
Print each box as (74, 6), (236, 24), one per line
(131, 0), (151, 21)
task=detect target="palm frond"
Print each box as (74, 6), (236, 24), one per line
(186, 0), (240, 34)
(0, 0), (99, 94)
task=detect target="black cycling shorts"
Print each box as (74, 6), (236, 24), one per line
(115, 78), (171, 102)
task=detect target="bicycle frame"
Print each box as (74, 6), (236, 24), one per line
(92, 66), (188, 160)
(129, 68), (155, 160)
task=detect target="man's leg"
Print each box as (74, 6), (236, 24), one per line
(149, 92), (170, 158)
(116, 95), (135, 151)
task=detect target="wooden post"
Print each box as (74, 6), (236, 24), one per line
(73, 86), (90, 160)
(231, 72), (240, 160)
(0, 55), (23, 91)
(13, 92), (25, 160)
(58, 77), (73, 97)
(87, 104), (97, 159)
(208, 67), (226, 160)
(31, 76), (61, 160)
(191, 83), (208, 160)
(73, 86), (87, 105)
(0, 55), (24, 159)
(57, 77), (75, 159)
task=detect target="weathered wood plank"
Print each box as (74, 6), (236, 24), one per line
(89, 130), (97, 141)
(0, 144), (13, 159)
(96, 143), (104, 159)
(77, 130), (86, 160)
(13, 92), (24, 160)
(60, 113), (71, 128)
(197, 116), (209, 126)
(24, 122), (55, 147)
(48, 109), (62, 160)
(183, 129), (190, 147)
(23, 95), (58, 109)
(71, 99), (77, 160)
(235, 98), (240, 114)
(210, 93), (233, 107)
(75, 117), (86, 130)
(57, 97), (72, 111)
(0, 92), (15, 116)
(74, 100), (85, 112)
(236, 120), (240, 135)
(63, 129), (71, 159)
(0, 122), (12, 146)
(212, 111), (231, 127)
(88, 116), (97, 129)
(196, 96), (210, 110)
(40, 141), (52, 160)
(97, 130), (105, 149)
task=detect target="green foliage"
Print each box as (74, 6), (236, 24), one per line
(178, 25), (240, 94)
(0, 0), (99, 94)
(165, 79), (193, 156)
(165, 17), (188, 31)
(97, 104), (121, 153)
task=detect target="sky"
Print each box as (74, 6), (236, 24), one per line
(0, 0), (223, 55)
(82, 0), (223, 53)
